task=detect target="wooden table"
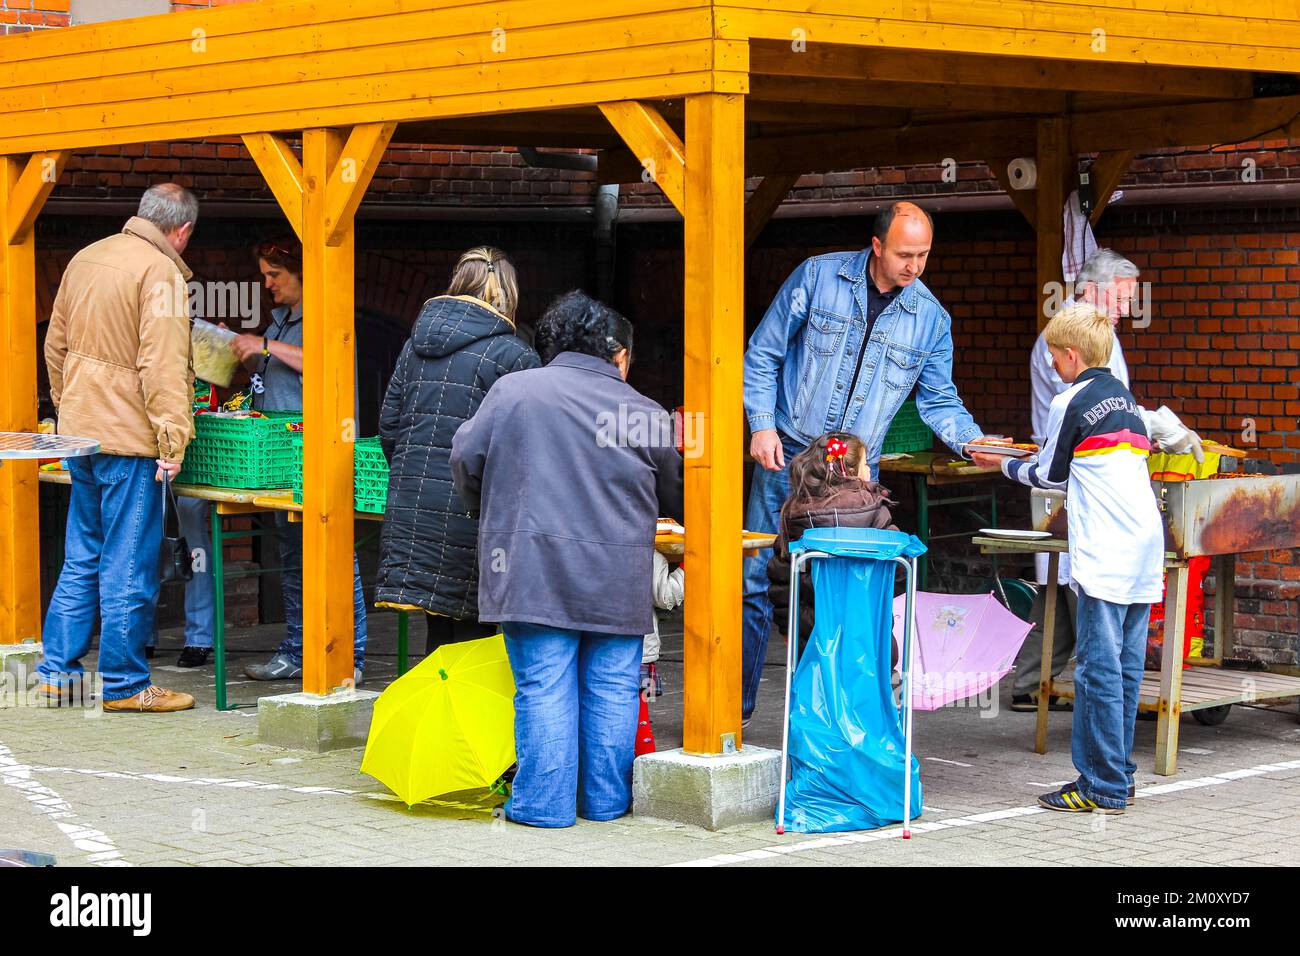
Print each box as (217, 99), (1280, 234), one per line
(881, 452), (1002, 589)
(40, 469), (773, 707)
(973, 535), (1300, 775)
(41, 469), (292, 710)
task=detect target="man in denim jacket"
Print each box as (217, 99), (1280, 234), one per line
(741, 201), (991, 721)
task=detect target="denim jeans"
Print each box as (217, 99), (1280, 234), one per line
(39, 455), (162, 702)
(740, 433), (808, 719)
(178, 497), (215, 649)
(500, 623), (643, 828)
(1072, 590), (1149, 810)
(273, 512), (368, 669)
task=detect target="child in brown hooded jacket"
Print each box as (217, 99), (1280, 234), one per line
(767, 433), (899, 652)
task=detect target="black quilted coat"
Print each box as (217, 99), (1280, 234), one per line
(376, 295), (539, 618)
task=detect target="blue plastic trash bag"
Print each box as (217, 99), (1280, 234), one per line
(778, 528), (924, 833)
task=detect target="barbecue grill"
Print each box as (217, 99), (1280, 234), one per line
(994, 471), (1300, 775)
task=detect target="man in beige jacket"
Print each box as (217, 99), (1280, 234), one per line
(39, 184), (199, 714)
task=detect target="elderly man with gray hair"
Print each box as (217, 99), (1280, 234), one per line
(1013, 247), (1201, 712)
(39, 183), (200, 714)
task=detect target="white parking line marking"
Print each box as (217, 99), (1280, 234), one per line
(0, 743), (129, 866)
(666, 758), (1300, 867)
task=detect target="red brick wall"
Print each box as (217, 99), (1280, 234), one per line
(10, 0), (1298, 663)
(0, 0), (252, 34)
(0, 0), (69, 32)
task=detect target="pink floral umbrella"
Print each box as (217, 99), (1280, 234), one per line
(891, 592), (1033, 711)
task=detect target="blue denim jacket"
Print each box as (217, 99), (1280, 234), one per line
(744, 249), (982, 474)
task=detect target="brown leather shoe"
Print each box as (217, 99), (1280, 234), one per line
(37, 683), (69, 706)
(102, 685), (195, 713)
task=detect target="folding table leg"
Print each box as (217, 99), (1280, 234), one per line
(1156, 563), (1189, 776)
(212, 505), (228, 712)
(775, 551), (805, 834)
(1035, 553), (1060, 755)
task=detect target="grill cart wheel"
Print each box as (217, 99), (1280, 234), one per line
(1191, 704), (1231, 726)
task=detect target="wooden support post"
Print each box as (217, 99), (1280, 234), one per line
(744, 173), (799, 250)
(1155, 562), (1190, 776)
(1086, 150), (1134, 227)
(1035, 118), (1068, 331)
(301, 126), (357, 695)
(1, 150), (67, 645)
(681, 93), (744, 755)
(598, 101), (687, 214)
(250, 123), (391, 695)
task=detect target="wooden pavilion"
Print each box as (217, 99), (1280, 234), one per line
(3, 0), (1298, 757)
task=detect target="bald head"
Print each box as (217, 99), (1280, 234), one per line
(869, 201), (933, 292)
(872, 201), (933, 243)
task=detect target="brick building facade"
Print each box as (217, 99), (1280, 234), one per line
(8, 0), (1300, 665)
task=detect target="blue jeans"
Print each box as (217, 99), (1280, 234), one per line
(1072, 590), (1149, 810)
(39, 455), (162, 702)
(501, 623), (643, 828)
(741, 433), (808, 719)
(273, 512), (367, 668)
(178, 497), (215, 649)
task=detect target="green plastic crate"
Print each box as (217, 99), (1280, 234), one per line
(291, 433), (389, 513)
(881, 399), (933, 455)
(178, 410), (302, 489)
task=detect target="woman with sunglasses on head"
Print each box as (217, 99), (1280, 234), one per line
(226, 237), (370, 684)
(450, 290), (683, 828)
(375, 247), (539, 654)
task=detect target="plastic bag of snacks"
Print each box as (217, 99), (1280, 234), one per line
(190, 318), (241, 387)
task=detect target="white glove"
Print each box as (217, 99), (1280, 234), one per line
(1141, 405), (1204, 463)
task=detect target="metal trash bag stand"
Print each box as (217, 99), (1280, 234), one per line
(776, 538), (921, 839)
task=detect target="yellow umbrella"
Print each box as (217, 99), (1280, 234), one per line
(361, 632), (516, 806)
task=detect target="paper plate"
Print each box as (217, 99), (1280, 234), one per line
(979, 528), (1052, 539)
(967, 443), (1036, 458)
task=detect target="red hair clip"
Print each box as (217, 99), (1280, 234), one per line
(825, 437), (849, 462)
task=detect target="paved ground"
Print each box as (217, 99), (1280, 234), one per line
(3, 613), (1299, 867)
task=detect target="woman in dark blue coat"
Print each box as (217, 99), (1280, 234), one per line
(376, 248), (539, 649)
(451, 291), (684, 828)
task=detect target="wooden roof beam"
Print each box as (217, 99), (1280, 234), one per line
(242, 133), (305, 240)
(599, 101), (687, 214)
(4, 150), (70, 244)
(745, 173), (800, 249)
(324, 121), (397, 245)
(751, 75), (1069, 114)
(987, 157), (1038, 228)
(749, 41), (1254, 100)
(600, 114), (1037, 183)
(1087, 150), (1135, 226)
(1069, 95), (1300, 152)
